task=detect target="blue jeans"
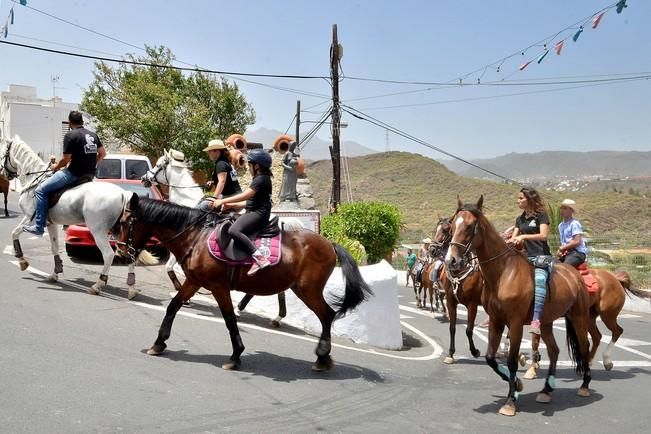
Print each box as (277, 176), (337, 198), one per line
(529, 256), (550, 322)
(33, 169), (78, 230)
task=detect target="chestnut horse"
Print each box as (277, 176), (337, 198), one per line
(446, 196), (592, 417)
(0, 174), (9, 217)
(433, 216), (483, 364)
(524, 268), (649, 379)
(118, 195), (372, 371)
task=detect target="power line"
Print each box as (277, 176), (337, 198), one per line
(341, 104), (519, 184)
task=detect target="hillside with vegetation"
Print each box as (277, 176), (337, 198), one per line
(305, 151), (651, 246)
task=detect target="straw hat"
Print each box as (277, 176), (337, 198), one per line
(560, 198), (577, 211)
(202, 139), (227, 152)
(422, 237), (432, 244)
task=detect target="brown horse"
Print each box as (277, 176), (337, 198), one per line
(524, 268), (650, 379)
(433, 216), (483, 364)
(420, 260), (446, 313)
(117, 195), (372, 371)
(0, 174), (9, 217)
(446, 196), (592, 417)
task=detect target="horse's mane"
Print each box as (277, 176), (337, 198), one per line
(138, 198), (203, 230)
(9, 136), (48, 173)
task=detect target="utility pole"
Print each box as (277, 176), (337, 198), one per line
(295, 100), (301, 147)
(385, 129), (390, 152)
(50, 74), (60, 156)
(329, 24), (342, 212)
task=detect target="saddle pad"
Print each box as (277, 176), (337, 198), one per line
(207, 230), (282, 266)
(577, 263), (599, 293)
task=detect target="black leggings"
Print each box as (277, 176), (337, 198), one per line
(560, 250), (586, 268)
(228, 210), (269, 255)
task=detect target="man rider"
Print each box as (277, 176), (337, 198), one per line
(23, 111), (105, 236)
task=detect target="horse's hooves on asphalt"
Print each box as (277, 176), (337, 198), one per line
(523, 366), (537, 380)
(19, 261), (28, 271)
(312, 356), (334, 372)
(518, 353), (527, 367)
(271, 319), (281, 328)
(222, 360), (241, 371)
(577, 387), (590, 398)
(498, 399), (516, 417)
(127, 287), (140, 300)
(604, 361), (614, 371)
(47, 274), (58, 282)
(88, 285), (100, 296)
(516, 378), (523, 393)
(471, 349), (481, 358)
(147, 344), (166, 356)
(443, 356), (455, 364)
(536, 392), (552, 403)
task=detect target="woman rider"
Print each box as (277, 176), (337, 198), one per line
(211, 149), (273, 276)
(199, 139), (242, 211)
(507, 186), (552, 335)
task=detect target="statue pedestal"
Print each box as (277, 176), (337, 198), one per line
(275, 200), (301, 211)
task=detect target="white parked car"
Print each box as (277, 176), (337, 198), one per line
(96, 154), (152, 180)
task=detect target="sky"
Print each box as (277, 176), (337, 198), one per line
(1, 0), (649, 160)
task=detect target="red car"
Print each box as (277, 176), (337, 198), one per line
(64, 179), (167, 258)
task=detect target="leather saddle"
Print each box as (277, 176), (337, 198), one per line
(215, 215), (281, 261)
(47, 174), (94, 208)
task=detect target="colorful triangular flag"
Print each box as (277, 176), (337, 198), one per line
(572, 26), (584, 42)
(592, 12), (605, 29)
(537, 50), (549, 64)
(519, 60), (533, 71)
(616, 0), (627, 13)
(20, 1), (28, 6)
(555, 40), (564, 55)
(9, 8), (14, 25)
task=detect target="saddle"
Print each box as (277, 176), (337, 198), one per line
(577, 262), (600, 293)
(207, 215), (282, 265)
(47, 174), (94, 208)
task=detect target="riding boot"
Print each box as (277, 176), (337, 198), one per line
(247, 250), (271, 276)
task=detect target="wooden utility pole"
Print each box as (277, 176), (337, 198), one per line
(295, 100), (301, 147)
(330, 24), (341, 212)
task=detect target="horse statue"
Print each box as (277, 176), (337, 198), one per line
(0, 173), (10, 217)
(523, 266), (649, 379)
(432, 216), (483, 364)
(0, 136), (155, 298)
(117, 194), (372, 371)
(446, 196), (592, 417)
(141, 150), (295, 327)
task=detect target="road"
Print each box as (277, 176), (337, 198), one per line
(1, 194), (651, 433)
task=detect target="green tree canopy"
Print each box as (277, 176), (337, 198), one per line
(81, 45), (255, 174)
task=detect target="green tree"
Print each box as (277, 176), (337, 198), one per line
(81, 45), (255, 173)
(322, 201), (402, 264)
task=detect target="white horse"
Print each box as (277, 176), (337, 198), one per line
(0, 136), (155, 299)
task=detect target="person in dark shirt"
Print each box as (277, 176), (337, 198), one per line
(507, 186), (551, 336)
(198, 139), (242, 211)
(23, 111), (106, 236)
(212, 149), (273, 276)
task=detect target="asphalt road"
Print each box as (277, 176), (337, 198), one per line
(1, 194), (651, 433)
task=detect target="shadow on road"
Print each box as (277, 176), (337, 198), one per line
(474, 388), (604, 416)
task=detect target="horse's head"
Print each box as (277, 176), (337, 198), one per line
(141, 153), (170, 188)
(445, 195), (484, 273)
(0, 138), (19, 181)
(116, 193), (151, 261)
(431, 216), (453, 257)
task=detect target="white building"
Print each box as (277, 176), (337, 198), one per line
(0, 84), (79, 160)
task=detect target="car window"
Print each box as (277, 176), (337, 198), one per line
(125, 160), (150, 180)
(96, 159), (121, 179)
(116, 183), (156, 198)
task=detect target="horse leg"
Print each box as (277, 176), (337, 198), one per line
(235, 293), (254, 318)
(437, 284), (447, 315)
(443, 297), (458, 364)
(165, 255), (183, 292)
(3, 191), (8, 217)
(212, 289), (245, 370)
(567, 311), (593, 397)
(484, 321), (523, 417)
(466, 302), (481, 358)
(148, 280), (199, 356)
(293, 287), (337, 371)
(271, 291), (287, 328)
(535, 322), (559, 403)
(587, 310), (601, 367)
(12, 216), (30, 271)
(88, 231), (115, 296)
(46, 224), (63, 282)
(524, 333), (541, 380)
(429, 285), (435, 314)
(600, 312), (623, 371)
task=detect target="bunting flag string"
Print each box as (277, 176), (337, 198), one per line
(554, 40), (564, 55)
(1, 0), (27, 39)
(592, 11), (606, 29)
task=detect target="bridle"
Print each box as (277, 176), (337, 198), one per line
(2, 141), (19, 180)
(142, 155), (205, 189)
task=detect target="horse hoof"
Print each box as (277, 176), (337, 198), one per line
(47, 274), (58, 282)
(518, 353), (527, 367)
(271, 319), (281, 328)
(19, 261), (29, 271)
(127, 287), (140, 300)
(498, 400), (516, 417)
(234, 308), (241, 318)
(471, 349), (481, 358)
(312, 357), (334, 372)
(443, 356), (455, 364)
(577, 387), (590, 398)
(147, 344), (166, 356)
(222, 360), (241, 371)
(536, 392), (552, 403)
(604, 361), (614, 371)
(523, 366), (537, 380)
(88, 285), (100, 296)
(516, 378), (523, 393)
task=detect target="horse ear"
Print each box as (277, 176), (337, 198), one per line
(456, 194), (463, 210)
(129, 192), (139, 209)
(477, 195), (484, 211)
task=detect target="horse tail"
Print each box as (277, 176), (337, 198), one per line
(616, 271), (650, 299)
(137, 250), (159, 266)
(331, 243), (373, 319)
(564, 315), (589, 376)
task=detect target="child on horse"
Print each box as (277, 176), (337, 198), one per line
(557, 198), (587, 268)
(507, 186), (552, 335)
(211, 149), (273, 276)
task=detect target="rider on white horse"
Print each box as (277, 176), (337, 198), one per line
(23, 111), (106, 235)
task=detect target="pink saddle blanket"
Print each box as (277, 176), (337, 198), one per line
(207, 229), (282, 266)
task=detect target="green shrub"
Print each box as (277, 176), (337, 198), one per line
(329, 235), (367, 265)
(322, 201), (402, 264)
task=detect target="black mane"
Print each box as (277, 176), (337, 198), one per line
(138, 198), (203, 230)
